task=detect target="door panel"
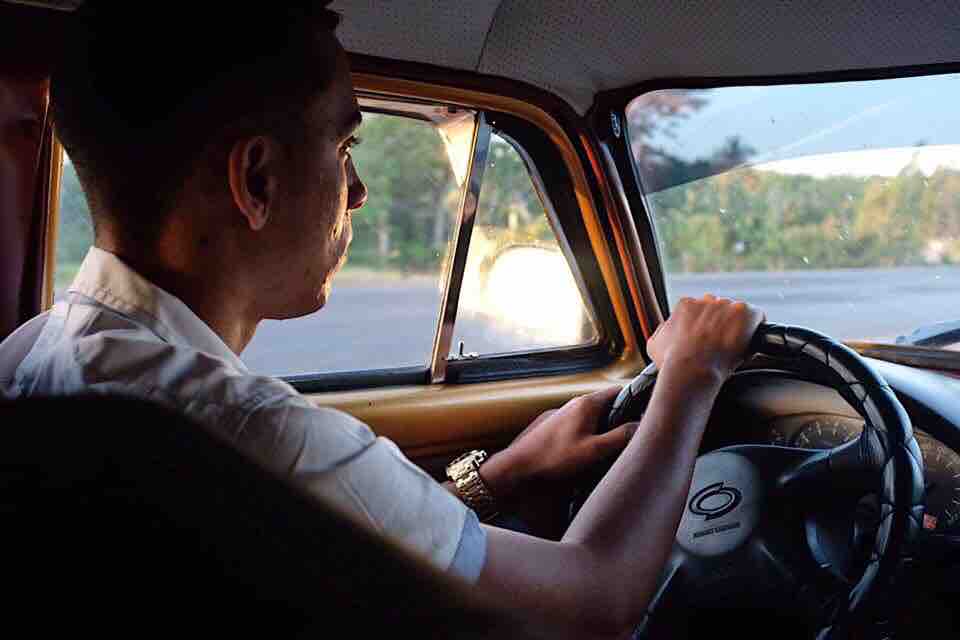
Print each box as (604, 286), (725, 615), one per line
(310, 360), (639, 468)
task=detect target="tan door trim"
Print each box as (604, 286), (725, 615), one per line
(313, 360), (640, 457)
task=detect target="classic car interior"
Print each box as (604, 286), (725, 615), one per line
(4, 1), (960, 638)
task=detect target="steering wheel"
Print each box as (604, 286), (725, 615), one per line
(572, 323), (924, 639)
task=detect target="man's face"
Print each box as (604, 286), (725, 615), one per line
(261, 37), (367, 320)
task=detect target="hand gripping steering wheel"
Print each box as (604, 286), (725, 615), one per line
(573, 323), (924, 639)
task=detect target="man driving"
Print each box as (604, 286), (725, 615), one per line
(0, 4), (763, 637)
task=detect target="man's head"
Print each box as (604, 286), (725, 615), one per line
(52, 2), (367, 320)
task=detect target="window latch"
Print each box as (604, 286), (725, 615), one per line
(449, 340), (479, 361)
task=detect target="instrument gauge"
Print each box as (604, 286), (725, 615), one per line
(792, 417), (862, 449)
(916, 433), (960, 533)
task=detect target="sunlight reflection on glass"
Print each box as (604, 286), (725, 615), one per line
(459, 245), (589, 348)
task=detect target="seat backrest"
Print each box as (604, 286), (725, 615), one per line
(0, 394), (530, 639)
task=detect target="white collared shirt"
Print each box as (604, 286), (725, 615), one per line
(0, 247), (485, 581)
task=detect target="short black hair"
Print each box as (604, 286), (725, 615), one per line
(52, 2), (341, 248)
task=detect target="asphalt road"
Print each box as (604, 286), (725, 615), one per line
(244, 277), (539, 376)
(241, 265), (960, 375)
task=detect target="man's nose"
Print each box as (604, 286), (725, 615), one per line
(347, 158), (367, 211)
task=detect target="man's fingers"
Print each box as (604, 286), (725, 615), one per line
(535, 408), (559, 424)
(589, 386), (623, 404)
(566, 386), (623, 426)
(516, 386), (620, 442)
(519, 409), (559, 437)
(592, 421), (640, 458)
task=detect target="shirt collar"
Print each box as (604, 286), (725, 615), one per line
(68, 247), (248, 372)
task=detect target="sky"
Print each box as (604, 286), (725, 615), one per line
(761, 145), (960, 178)
(629, 72), (960, 179)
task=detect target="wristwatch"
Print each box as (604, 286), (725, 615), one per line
(446, 449), (499, 522)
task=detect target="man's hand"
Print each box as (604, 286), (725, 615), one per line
(647, 293), (765, 382)
(472, 388), (638, 537)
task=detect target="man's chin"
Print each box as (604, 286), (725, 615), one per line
(265, 262), (341, 320)
(264, 289), (328, 321)
(314, 279), (335, 311)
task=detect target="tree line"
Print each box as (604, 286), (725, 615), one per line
(651, 164), (960, 273)
(56, 113), (547, 279)
(56, 110), (960, 283)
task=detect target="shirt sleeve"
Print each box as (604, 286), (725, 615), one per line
(448, 508), (487, 583)
(235, 391), (485, 580)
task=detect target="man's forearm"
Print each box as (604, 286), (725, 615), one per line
(561, 362), (722, 622)
(478, 362), (724, 637)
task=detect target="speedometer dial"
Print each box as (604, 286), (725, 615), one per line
(916, 433), (960, 533)
(766, 415), (960, 533)
(791, 417), (861, 449)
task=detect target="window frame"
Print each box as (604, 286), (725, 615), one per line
(443, 109), (620, 385)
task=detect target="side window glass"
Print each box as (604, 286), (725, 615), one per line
(55, 153), (94, 297)
(451, 132), (598, 357)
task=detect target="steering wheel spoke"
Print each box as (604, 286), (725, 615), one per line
(632, 547), (689, 638)
(755, 514), (851, 618)
(777, 437), (877, 498)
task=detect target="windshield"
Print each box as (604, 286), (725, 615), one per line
(626, 74), (960, 349)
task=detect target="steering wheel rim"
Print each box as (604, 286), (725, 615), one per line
(575, 323), (924, 639)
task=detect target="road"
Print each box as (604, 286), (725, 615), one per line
(241, 265), (960, 375)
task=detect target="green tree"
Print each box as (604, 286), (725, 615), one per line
(349, 113), (459, 272)
(55, 158), (94, 287)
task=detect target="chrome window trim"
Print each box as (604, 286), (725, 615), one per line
(429, 112), (492, 383)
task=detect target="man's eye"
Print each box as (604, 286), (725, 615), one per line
(343, 135), (362, 153)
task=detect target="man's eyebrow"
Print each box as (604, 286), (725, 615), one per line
(339, 110), (363, 137)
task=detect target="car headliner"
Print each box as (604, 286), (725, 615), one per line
(10, 0), (960, 113)
(331, 0), (960, 113)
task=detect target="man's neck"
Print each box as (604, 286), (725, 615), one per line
(98, 241), (260, 355)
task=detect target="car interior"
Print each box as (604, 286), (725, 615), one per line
(4, 1), (960, 638)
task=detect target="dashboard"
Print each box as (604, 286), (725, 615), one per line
(703, 356), (960, 634)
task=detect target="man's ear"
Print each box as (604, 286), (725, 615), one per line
(227, 136), (278, 231)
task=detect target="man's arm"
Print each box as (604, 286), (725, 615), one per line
(443, 389), (648, 540)
(475, 296), (763, 638)
(442, 399), (636, 539)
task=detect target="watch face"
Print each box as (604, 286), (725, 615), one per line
(449, 451), (485, 478)
(446, 451), (497, 521)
